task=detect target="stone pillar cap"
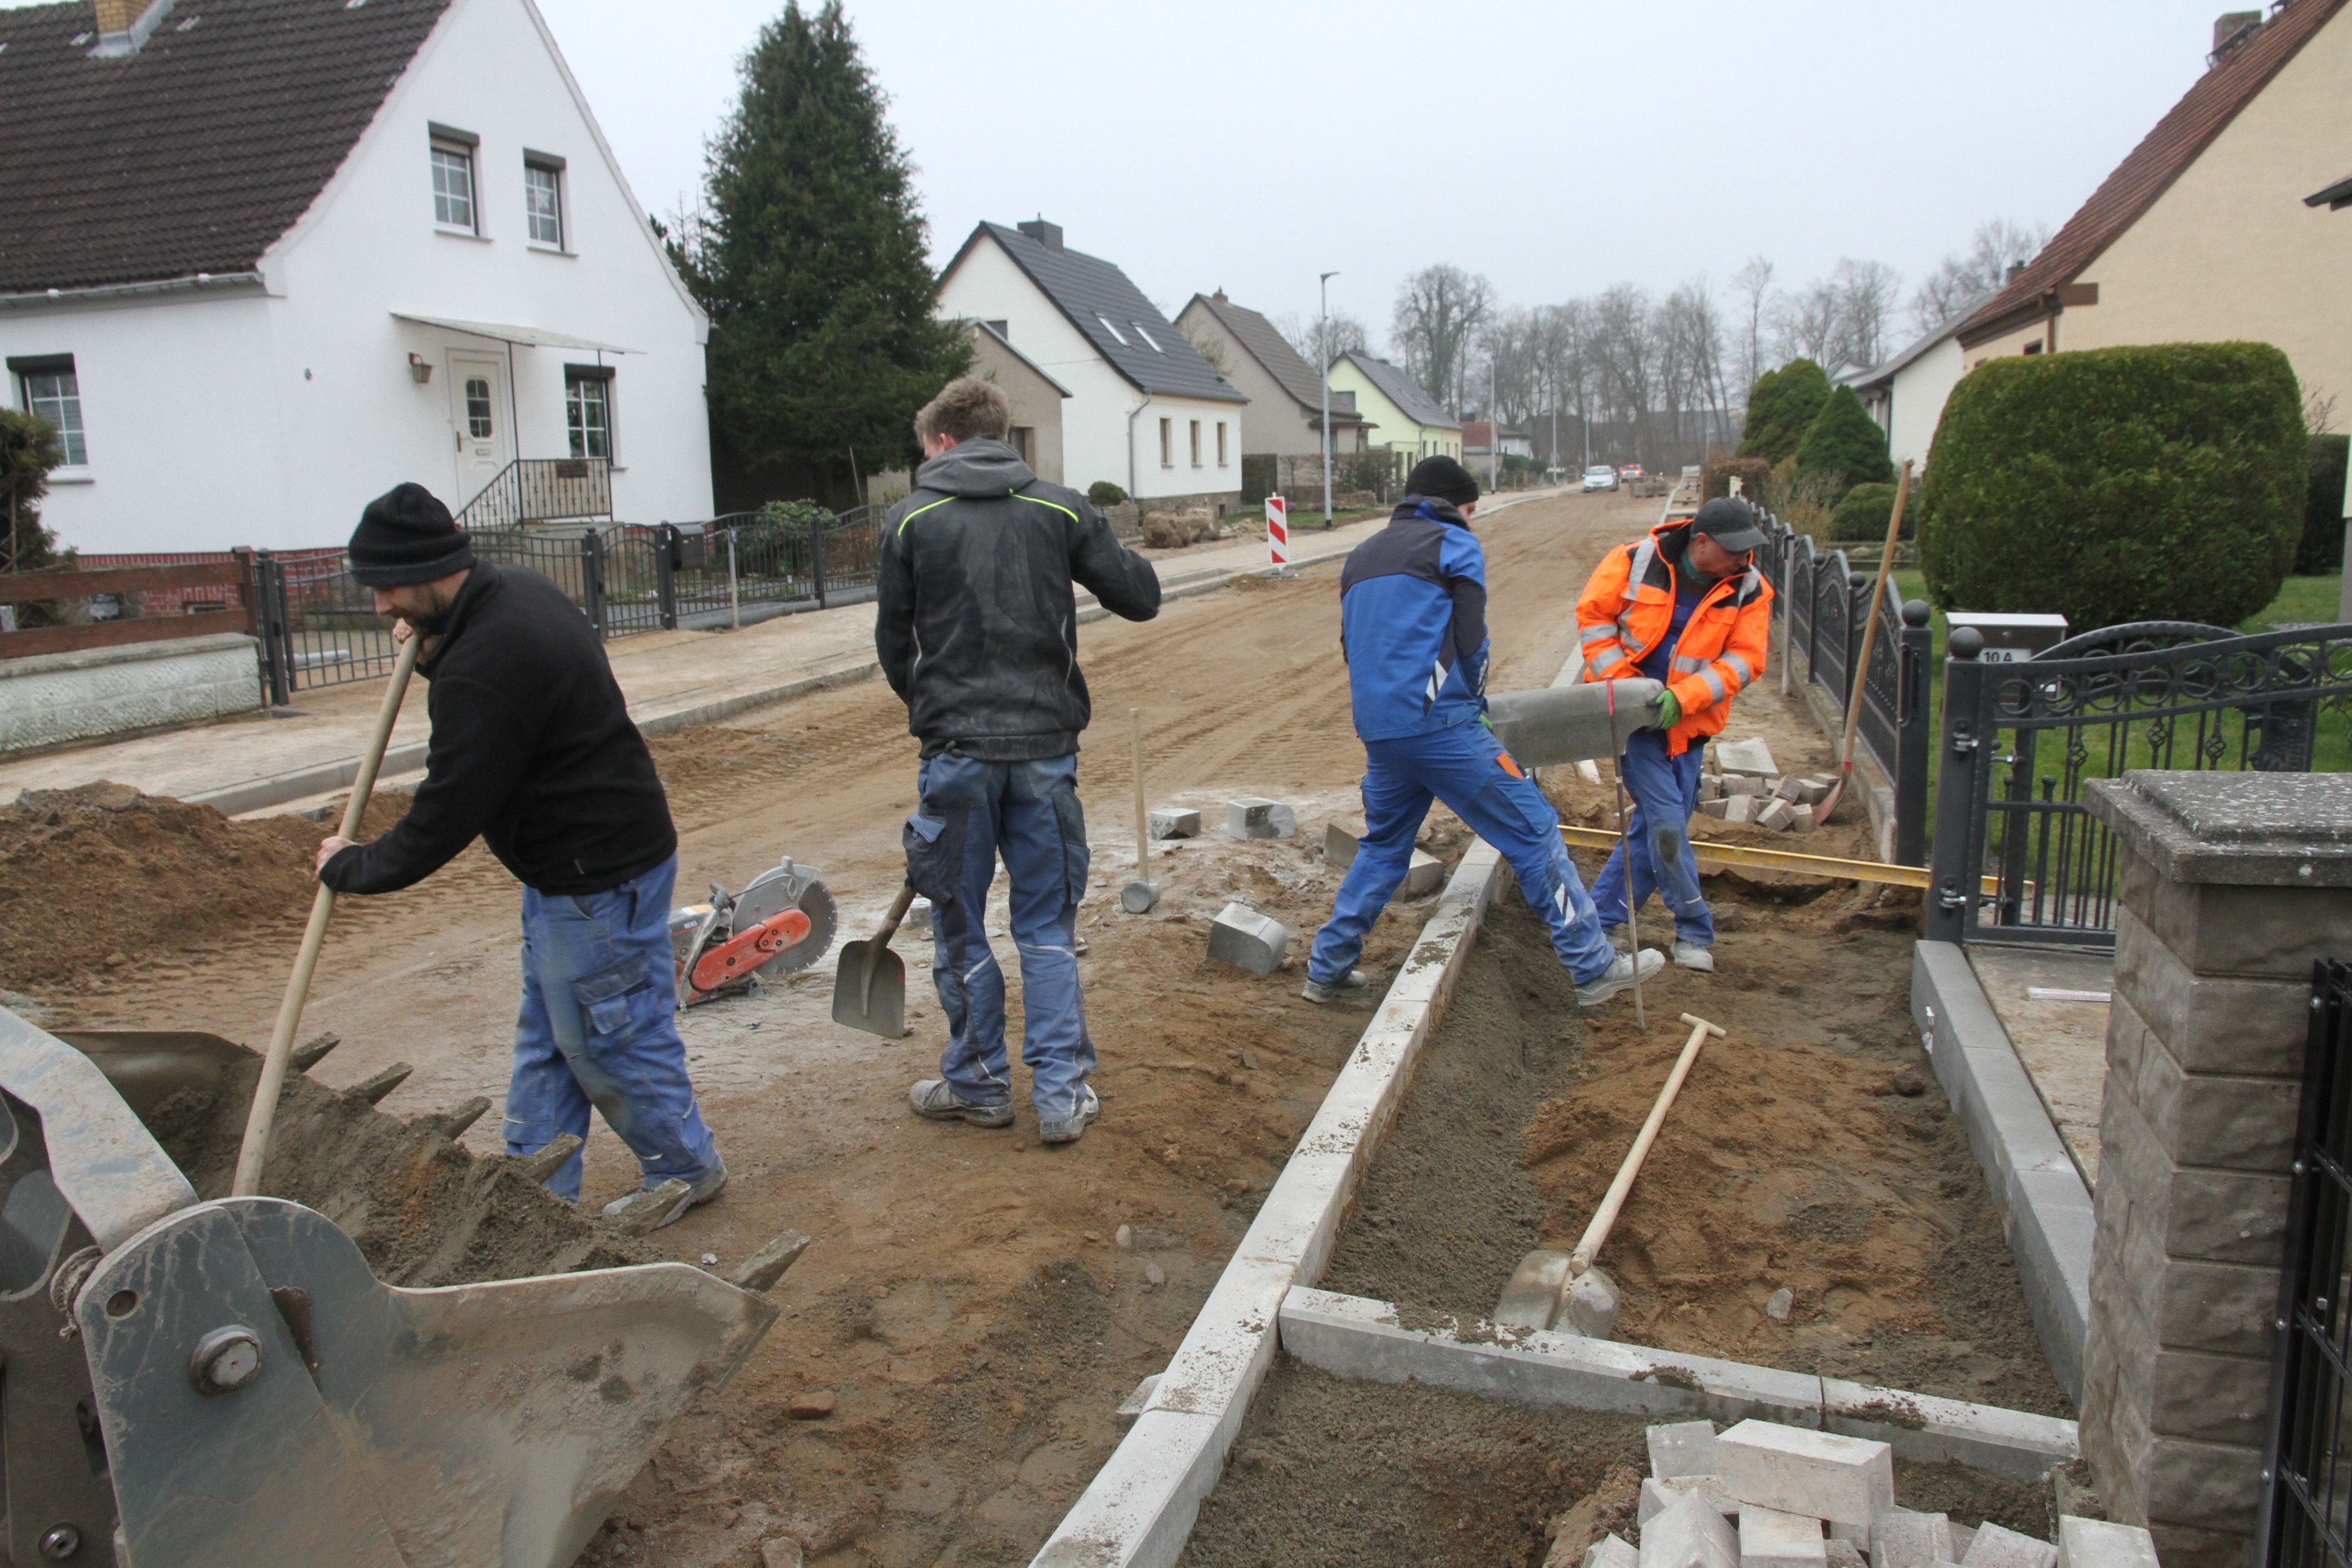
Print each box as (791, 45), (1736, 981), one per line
(2085, 771), (2352, 886)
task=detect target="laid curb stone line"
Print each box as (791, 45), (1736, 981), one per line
(1275, 1286), (2079, 1483)
(1909, 941), (2093, 1400)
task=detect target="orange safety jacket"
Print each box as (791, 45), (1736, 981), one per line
(1575, 521), (1773, 756)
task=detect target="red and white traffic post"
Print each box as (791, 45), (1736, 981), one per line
(1265, 493), (1290, 574)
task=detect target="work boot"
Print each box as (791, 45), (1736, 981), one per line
(1574, 949), (1667, 1007)
(1672, 942), (1716, 972)
(1605, 923), (1631, 951)
(1301, 968), (1372, 1004)
(601, 1152), (729, 1230)
(1038, 1084), (1101, 1145)
(909, 1079), (1015, 1128)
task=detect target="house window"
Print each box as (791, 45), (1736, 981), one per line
(1132, 322), (1163, 352)
(1010, 426), (1034, 466)
(984, 319), (1009, 339)
(429, 124), (479, 231)
(1217, 421), (1228, 467)
(524, 153), (566, 247)
(1098, 315), (1129, 346)
(13, 357), (88, 466)
(1158, 417), (1172, 468)
(1189, 420), (1201, 467)
(566, 365), (614, 460)
(463, 376), (494, 438)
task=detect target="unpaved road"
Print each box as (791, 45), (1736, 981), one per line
(30, 489), (1675, 1567)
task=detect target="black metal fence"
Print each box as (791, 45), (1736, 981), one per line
(450, 457), (613, 530)
(1923, 621), (2352, 946)
(1753, 516), (1936, 863)
(250, 504), (884, 697)
(2260, 958), (2352, 1568)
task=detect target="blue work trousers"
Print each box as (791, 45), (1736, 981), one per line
(906, 752), (1094, 1124)
(1308, 719), (1618, 988)
(505, 852), (721, 1202)
(1592, 728), (1715, 947)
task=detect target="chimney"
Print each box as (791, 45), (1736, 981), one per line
(2006, 260), (2028, 285)
(1016, 219), (1063, 252)
(1213, 287), (1228, 303)
(91, 0), (175, 55)
(2212, 10), (2263, 53)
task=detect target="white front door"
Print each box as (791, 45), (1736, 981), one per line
(449, 352), (512, 506)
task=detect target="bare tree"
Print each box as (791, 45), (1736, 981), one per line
(1730, 256), (1776, 404)
(1770, 278), (1844, 370)
(1392, 264), (1494, 410)
(1473, 307), (1545, 426)
(1271, 307), (1369, 368)
(1833, 258), (1903, 370)
(1909, 217), (2054, 335)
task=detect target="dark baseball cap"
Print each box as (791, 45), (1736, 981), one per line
(1690, 497), (1765, 553)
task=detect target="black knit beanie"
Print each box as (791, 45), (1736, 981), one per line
(349, 483), (476, 587)
(1404, 454), (1481, 509)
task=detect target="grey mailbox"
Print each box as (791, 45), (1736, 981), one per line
(1946, 611), (2068, 663)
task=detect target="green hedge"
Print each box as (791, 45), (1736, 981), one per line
(1918, 342), (2306, 630)
(1087, 481), (1128, 507)
(2300, 433), (2350, 573)
(1829, 482), (1904, 542)
(1737, 359), (1830, 464)
(1795, 386), (1894, 492)
(1702, 455), (1773, 502)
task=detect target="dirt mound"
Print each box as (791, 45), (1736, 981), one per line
(0, 783), (405, 991)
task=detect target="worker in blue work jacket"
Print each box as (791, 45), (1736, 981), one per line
(1302, 456), (1665, 1008)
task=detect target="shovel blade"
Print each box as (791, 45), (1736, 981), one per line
(830, 940), (907, 1038)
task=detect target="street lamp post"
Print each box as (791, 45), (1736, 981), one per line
(1319, 271), (1338, 524)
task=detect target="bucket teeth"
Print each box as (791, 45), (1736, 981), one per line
(510, 1133), (582, 1183)
(290, 1032), (342, 1072)
(730, 1229), (812, 1292)
(350, 1062), (413, 1105)
(418, 1096), (490, 1139)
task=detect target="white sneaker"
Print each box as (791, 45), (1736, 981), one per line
(1672, 942), (1716, 972)
(1301, 969), (1372, 1004)
(1575, 948), (1667, 1007)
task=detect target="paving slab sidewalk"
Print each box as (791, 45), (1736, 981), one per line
(0, 493), (1557, 815)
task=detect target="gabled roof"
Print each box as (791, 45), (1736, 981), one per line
(1338, 350), (1458, 431)
(0, 0), (451, 293)
(1954, 0), (2348, 347)
(1182, 291), (1365, 422)
(1850, 292), (1994, 392)
(940, 221), (1244, 403)
(960, 318), (1072, 397)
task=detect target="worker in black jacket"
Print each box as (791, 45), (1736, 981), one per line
(314, 483), (723, 1228)
(877, 375), (1161, 1144)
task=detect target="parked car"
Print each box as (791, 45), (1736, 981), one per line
(1582, 464), (1620, 492)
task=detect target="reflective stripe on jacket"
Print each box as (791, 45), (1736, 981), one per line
(1574, 521), (1772, 755)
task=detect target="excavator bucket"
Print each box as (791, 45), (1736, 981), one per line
(0, 1008), (803, 1568)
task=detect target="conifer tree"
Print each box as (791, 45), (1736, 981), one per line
(1793, 385), (1895, 493)
(1736, 358), (1831, 464)
(693, 2), (967, 503)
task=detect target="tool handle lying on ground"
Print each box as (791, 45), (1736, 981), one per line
(1819, 457), (1912, 827)
(1569, 1011), (1726, 1273)
(233, 631), (422, 1197)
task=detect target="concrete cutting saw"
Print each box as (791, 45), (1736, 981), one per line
(669, 855), (836, 1006)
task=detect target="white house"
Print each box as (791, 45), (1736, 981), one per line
(1843, 297), (1986, 476)
(0, 0), (713, 554)
(934, 220), (1247, 511)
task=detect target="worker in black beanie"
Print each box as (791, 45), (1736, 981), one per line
(314, 482), (727, 1231)
(1403, 454), (1481, 509)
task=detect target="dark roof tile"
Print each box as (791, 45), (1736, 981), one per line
(1185, 291), (1364, 420)
(1339, 350), (1457, 430)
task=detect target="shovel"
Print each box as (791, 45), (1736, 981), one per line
(1816, 458), (1913, 827)
(831, 884), (916, 1038)
(1121, 707), (1159, 914)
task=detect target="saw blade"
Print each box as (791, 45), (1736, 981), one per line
(732, 860), (837, 976)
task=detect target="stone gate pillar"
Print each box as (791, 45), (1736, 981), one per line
(2080, 773), (2352, 1568)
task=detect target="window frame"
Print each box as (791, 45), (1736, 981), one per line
(523, 150), (567, 250)
(565, 363), (616, 462)
(1158, 417), (1172, 469)
(1189, 419), (1201, 469)
(1098, 315), (1130, 347)
(428, 123), (481, 235)
(10, 353), (88, 470)
(1217, 421), (1228, 467)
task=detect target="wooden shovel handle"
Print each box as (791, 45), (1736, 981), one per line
(1570, 1012), (1726, 1272)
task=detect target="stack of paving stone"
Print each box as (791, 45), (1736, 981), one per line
(1696, 770), (1833, 834)
(1573, 1419), (2158, 1568)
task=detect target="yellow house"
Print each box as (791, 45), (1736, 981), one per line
(1327, 351), (1461, 474)
(1953, 0), (2352, 419)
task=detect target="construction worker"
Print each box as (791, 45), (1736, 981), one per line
(877, 375), (1161, 1144)
(1576, 496), (1774, 971)
(315, 483), (724, 1228)
(1303, 456), (1662, 1008)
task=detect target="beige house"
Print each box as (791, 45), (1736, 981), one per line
(1952, 0), (2352, 422)
(963, 318), (1069, 483)
(1174, 291), (1369, 457)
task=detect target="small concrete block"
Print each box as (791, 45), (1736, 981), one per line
(1207, 901), (1288, 975)
(2054, 1519), (2156, 1568)
(1149, 808), (1201, 840)
(1565, 1266), (1621, 1339)
(1870, 1509), (1953, 1568)
(1723, 796), (1758, 825)
(1774, 775), (1808, 803)
(1642, 1490), (1740, 1568)
(1825, 1543), (1866, 1568)
(761, 1539), (805, 1568)
(1586, 1536), (1641, 1568)
(1648, 1420), (1722, 1480)
(1947, 1527), (1977, 1565)
(1739, 1506), (1826, 1568)
(1789, 805), (1816, 834)
(1700, 799), (1732, 819)
(1716, 1421), (1893, 1539)
(1496, 1249), (1572, 1331)
(1715, 738), (1778, 777)
(1961, 1523), (2053, 1568)
(1725, 774), (1768, 797)
(1324, 820), (1360, 869)
(1698, 775), (1723, 803)
(1755, 798), (1796, 831)
(1113, 1372), (1161, 1431)
(1641, 1478), (1740, 1525)
(1401, 848), (1445, 896)
(1225, 797), (1297, 840)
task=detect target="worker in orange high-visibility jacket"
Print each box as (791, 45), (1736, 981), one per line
(1575, 497), (1773, 972)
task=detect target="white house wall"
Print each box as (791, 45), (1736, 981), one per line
(6, 0), (711, 553)
(1885, 333), (1967, 472)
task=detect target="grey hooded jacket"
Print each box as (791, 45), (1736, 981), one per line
(876, 437), (1161, 760)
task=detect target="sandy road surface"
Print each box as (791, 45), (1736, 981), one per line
(37, 488), (1670, 1567)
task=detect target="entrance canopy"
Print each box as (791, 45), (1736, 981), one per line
(390, 313), (637, 354)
